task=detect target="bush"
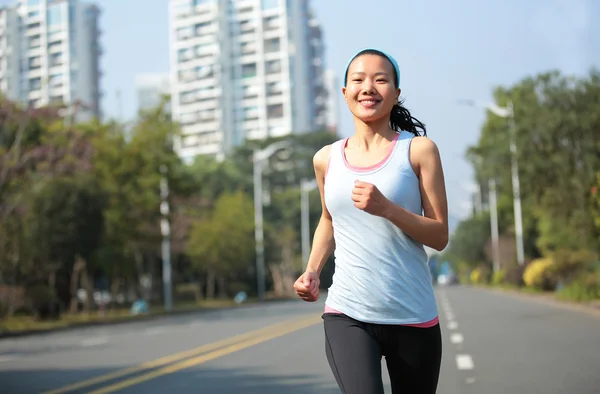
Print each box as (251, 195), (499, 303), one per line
(470, 265), (491, 285)
(552, 249), (597, 282)
(26, 284), (61, 320)
(557, 271), (600, 302)
(523, 258), (556, 291)
(491, 270), (506, 286)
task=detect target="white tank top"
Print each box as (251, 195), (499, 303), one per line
(323, 131), (438, 325)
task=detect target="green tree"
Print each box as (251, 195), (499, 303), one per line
(186, 190), (255, 299)
(467, 69), (600, 256)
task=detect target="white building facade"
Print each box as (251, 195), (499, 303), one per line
(168, 0), (328, 161)
(0, 0), (102, 121)
(135, 73), (171, 113)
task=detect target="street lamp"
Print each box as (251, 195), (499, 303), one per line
(300, 179), (318, 271)
(488, 178), (501, 274)
(459, 99), (525, 266)
(159, 164), (173, 312)
(253, 140), (293, 301)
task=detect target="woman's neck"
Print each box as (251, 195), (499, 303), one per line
(350, 117), (397, 149)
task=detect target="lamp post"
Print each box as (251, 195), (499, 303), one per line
(488, 178), (500, 274)
(253, 140), (292, 301)
(300, 179), (318, 271)
(159, 164), (172, 312)
(459, 99), (525, 266)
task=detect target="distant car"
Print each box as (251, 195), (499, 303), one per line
(437, 274), (459, 286)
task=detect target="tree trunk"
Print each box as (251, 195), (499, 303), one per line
(48, 269), (57, 319)
(69, 255), (85, 314)
(81, 264), (94, 313)
(206, 270), (216, 299)
(218, 276), (227, 299)
(270, 263), (283, 297)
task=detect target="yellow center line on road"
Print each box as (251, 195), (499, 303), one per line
(42, 313), (322, 394)
(87, 313), (322, 394)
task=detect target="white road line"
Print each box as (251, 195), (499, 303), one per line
(447, 321), (458, 330)
(450, 333), (464, 344)
(80, 337), (108, 347)
(456, 354), (474, 370)
(466, 377), (476, 384)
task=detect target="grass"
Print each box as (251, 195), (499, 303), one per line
(0, 298), (256, 335)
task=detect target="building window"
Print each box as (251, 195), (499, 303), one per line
(241, 63), (256, 78)
(176, 26), (192, 40)
(180, 91), (195, 104)
(180, 112), (197, 125)
(29, 35), (41, 48)
(47, 4), (63, 27)
(197, 65), (213, 79)
(244, 106), (259, 120)
(243, 85), (259, 98)
(178, 48), (192, 63)
(29, 77), (41, 90)
(263, 16), (279, 31)
(27, 0), (41, 6)
(266, 81), (282, 96)
(267, 104), (283, 118)
(50, 53), (62, 67)
(265, 59), (281, 74)
(264, 38), (280, 53)
(28, 56), (41, 69)
(240, 42), (255, 55)
(49, 73), (63, 87)
(195, 22), (211, 36)
(262, 0), (278, 10)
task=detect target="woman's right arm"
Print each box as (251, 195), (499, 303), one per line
(305, 144), (335, 276)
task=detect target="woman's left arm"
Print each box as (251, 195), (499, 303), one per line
(384, 137), (448, 250)
(352, 137), (449, 251)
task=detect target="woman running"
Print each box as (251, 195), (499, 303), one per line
(294, 48), (448, 394)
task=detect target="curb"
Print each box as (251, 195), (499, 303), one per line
(0, 297), (297, 340)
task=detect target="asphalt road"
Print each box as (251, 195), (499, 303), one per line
(1, 286), (599, 394)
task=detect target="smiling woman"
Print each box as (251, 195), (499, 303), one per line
(294, 48), (448, 394)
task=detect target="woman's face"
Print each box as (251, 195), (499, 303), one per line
(342, 54), (400, 124)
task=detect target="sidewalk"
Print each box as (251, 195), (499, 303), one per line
(0, 297), (295, 340)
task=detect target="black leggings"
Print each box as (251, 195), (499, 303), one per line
(323, 313), (442, 394)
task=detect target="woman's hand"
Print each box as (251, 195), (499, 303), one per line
(294, 271), (320, 302)
(351, 180), (391, 217)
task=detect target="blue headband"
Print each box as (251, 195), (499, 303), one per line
(343, 49), (401, 88)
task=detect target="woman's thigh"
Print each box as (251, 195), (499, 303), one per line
(322, 313), (385, 394)
(383, 323), (442, 394)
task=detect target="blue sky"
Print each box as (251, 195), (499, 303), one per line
(3, 0), (598, 223)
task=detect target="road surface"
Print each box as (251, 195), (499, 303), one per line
(0, 286), (599, 393)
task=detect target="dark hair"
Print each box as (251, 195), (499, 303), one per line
(344, 49), (427, 137)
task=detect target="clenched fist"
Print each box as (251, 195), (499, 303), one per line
(351, 180), (391, 217)
(294, 271), (320, 302)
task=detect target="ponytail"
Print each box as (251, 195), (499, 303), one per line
(390, 99), (426, 137)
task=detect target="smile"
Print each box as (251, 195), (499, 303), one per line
(359, 99), (380, 108)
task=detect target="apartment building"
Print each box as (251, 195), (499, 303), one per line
(168, 0), (328, 161)
(0, 0), (102, 121)
(135, 73), (171, 113)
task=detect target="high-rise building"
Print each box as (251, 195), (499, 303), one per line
(323, 69), (339, 136)
(0, 0), (102, 121)
(168, 0), (328, 161)
(135, 73), (171, 113)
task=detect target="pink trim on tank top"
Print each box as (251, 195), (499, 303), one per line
(341, 133), (399, 172)
(323, 305), (439, 328)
